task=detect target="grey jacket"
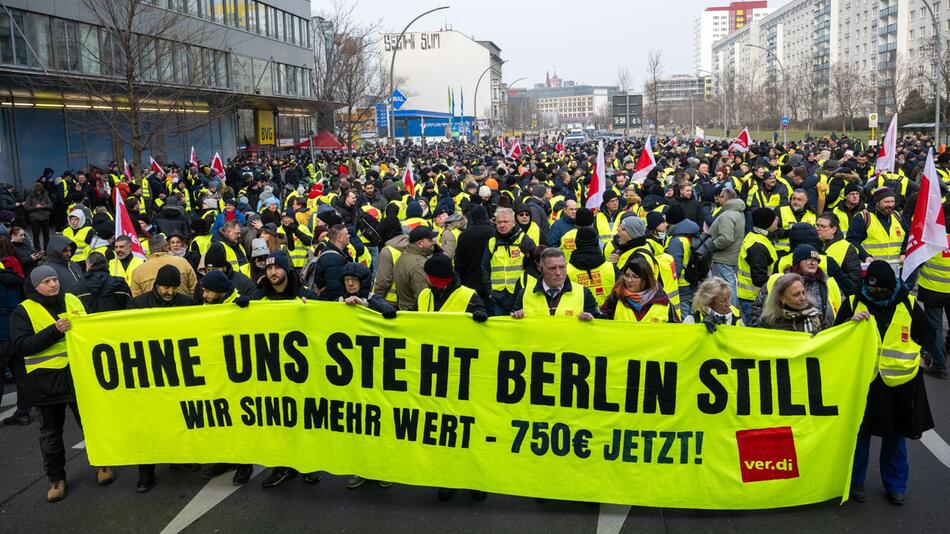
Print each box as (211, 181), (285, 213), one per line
(709, 198), (746, 265)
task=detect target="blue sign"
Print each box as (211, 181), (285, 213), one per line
(375, 103), (387, 128)
(781, 116), (789, 127)
(391, 89), (407, 110)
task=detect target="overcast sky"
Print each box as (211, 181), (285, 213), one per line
(317, 0), (789, 89)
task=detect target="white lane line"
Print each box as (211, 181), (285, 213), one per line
(921, 429), (950, 469)
(72, 440), (85, 449)
(1, 391), (15, 407)
(597, 504), (631, 534)
(0, 406), (16, 421)
(160, 466), (264, 534)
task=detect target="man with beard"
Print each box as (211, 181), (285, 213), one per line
(847, 187), (906, 266)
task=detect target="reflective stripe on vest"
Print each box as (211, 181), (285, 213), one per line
(21, 294), (83, 374)
(63, 226), (92, 262)
(918, 239), (950, 292)
(737, 232), (777, 301)
(384, 246), (402, 304)
(522, 285), (585, 317)
(417, 286), (475, 313)
(864, 212), (903, 262)
(853, 296), (920, 386)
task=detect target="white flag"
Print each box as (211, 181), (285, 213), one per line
(902, 148), (947, 279)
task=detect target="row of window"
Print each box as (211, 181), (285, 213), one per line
(147, 0), (311, 49)
(0, 9), (312, 98)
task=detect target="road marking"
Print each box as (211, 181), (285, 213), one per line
(1, 391), (15, 407)
(0, 406), (16, 421)
(72, 440), (85, 449)
(921, 429), (950, 469)
(160, 466), (264, 534)
(597, 504), (630, 534)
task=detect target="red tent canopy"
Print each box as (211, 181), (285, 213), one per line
(296, 131), (345, 150)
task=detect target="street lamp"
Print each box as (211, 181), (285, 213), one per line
(697, 68), (726, 137)
(745, 44), (788, 146)
(473, 59), (507, 142)
(921, 0), (942, 144)
(387, 6), (450, 146)
(504, 76), (527, 131)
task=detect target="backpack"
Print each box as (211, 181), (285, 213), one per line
(684, 233), (715, 285)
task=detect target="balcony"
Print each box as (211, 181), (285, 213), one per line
(879, 5), (898, 18)
(878, 42), (897, 53)
(879, 23), (897, 36)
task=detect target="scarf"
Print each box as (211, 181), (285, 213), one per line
(426, 274), (454, 290)
(621, 286), (657, 312)
(781, 305), (823, 333)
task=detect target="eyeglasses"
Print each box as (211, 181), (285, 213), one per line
(815, 223), (832, 230)
(622, 271), (642, 280)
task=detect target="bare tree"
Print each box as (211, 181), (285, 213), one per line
(830, 62), (873, 130)
(616, 67), (632, 92)
(26, 0), (245, 171)
(644, 50), (664, 134)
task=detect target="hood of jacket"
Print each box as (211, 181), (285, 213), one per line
(722, 198), (746, 213)
(384, 233), (409, 250)
(45, 234), (76, 264)
(669, 219), (701, 237)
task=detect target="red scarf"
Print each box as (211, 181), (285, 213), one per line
(426, 275), (454, 290)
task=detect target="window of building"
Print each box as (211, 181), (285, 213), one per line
(256, 2), (266, 35)
(79, 23), (100, 75)
(0, 12), (14, 65)
(27, 13), (51, 69)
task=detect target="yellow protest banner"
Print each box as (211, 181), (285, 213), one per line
(65, 302), (878, 509)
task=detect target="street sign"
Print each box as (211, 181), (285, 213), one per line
(375, 103), (387, 128)
(391, 89), (407, 110)
(868, 113), (878, 128)
(781, 116), (789, 128)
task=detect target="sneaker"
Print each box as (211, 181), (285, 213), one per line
(137, 471), (156, 493)
(303, 471), (322, 485)
(232, 465), (253, 485)
(347, 476), (366, 489)
(96, 467), (114, 485)
(202, 463), (233, 479)
(437, 488), (456, 501)
(261, 467), (297, 489)
(2, 413), (31, 425)
(849, 483), (865, 503)
(886, 492), (906, 505)
(377, 480), (393, 488)
(46, 480), (65, 502)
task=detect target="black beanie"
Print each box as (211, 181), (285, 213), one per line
(204, 243), (229, 269)
(646, 211), (665, 231)
(845, 183), (863, 195)
(575, 207), (595, 227)
(865, 260), (896, 289)
(202, 270), (232, 293)
(666, 205), (686, 225)
(576, 226), (599, 248)
(155, 265), (181, 287)
(789, 222), (821, 249)
(791, 244), (819, 266)
(423, 253), (455, 278)
(752, 207), (777, 229)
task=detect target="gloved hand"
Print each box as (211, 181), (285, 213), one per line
(702, 315), (718, 334)
(472, 310), (488, 323)
(234, 296), (251, 308)
(382, 310), (397, 319)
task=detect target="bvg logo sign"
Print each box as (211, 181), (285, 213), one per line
(735, 426), (800, 483)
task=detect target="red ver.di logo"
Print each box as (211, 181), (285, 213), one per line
(735, 426), (800, 483)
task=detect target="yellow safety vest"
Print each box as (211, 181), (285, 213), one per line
(613, 299), (671, 323)
(522, 284), (586, 317)
(383, 246), (402, 304)
(109, 255), (144, 286)
(631, 246), (680, 314)
(277, 225), (313, 269)
(667, 235), (692, 288)
(775, 206), (816, 253)
(824, 239), (854, 272)
(567, 261), (615, 305)
(559, 228), (578, 261)
(21, 293), (84, 374)
(488, 236), (526, 293)
(863, 212), (904, 263)
(765, 272), (842, 318)
(737, 232), (777, 301)
(852, 296), (920, 387)
(917, 236), (950, 293)
(62, 226), (93, 263)
(222, 242), (251, 276)
(594, 211), (622, 246)
(417, 285), (475, 313)
(832, 205), (855, 234)
(692, 305), (743, 326)
(191, 235), (212, 256)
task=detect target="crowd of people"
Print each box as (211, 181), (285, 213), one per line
(0, 132), (944, 506)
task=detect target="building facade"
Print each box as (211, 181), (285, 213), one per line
(526, 84), (618, 127)
(378, 29), (502, 139)
(0, 0), (329, 188)
(694, 1), (771, 74)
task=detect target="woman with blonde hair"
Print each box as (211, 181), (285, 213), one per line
(758, 272), (833, 333)
(684, 277), (742, 329)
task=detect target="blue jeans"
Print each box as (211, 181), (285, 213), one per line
(366, 246), (379, 278)
(738, 298), (754, 326)
(679, 285), (695, 318)
(923, 303), (949, 372)
(712, 262), (738, 307)
(852, 433), (908, 494)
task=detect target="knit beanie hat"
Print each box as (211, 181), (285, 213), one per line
(423, 253), (455, 279)
(872, 186), (895, 205)
(646, 211), (665, 231)
(865, 259), (896, 289)
(250, 238), (270, 259)
(576, 226), (600, 248)
(30, 265), (57, 287)
(575, 207), (595, 227)
(665, 205), (686, 226)
(752, 207), (777, 229)
(155, 264), (181, 287)
(620, 215), (646, 239)
(202, 270), (232, 293)
(791, 244), (819, 266)
(204, 243), (230, 269)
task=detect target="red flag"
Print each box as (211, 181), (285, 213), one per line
(664, 138), (678, 148)
(555, 142), (564, 153)
(586, 140), (606, 210)
(876, 114), (898, 174)
(631, 137), (657, 184)
(507, 140), (522, 159)
(190, 146), (199, 168)
(728, 128), (751, 153)
(122, 158), (134, 181)
(211, 152), (225, 178)
(149, 156), (165, 177)
(114, 189), (146, 261)
(403, 158), (415, 194)
(902, 148), (946, 279)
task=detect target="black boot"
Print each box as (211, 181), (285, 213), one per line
(261, 467), (297, 489)
(233, 465), (253, 485)
(137, 465), (156, 493)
